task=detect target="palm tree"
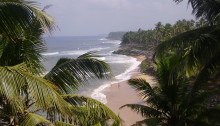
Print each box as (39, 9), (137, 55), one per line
(0, 63), (120, 125)
(121, 57), (220, 126)
(155, 0), (220, 89)
(0, 0), (55, 37)
(0, 0), (55, 74)
(155, 22), (164, 40)
(0, 0), (121, 125)
(163, 23), (173, 38)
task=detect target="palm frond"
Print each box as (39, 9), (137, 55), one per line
(127, 78), (168, 110)
(192, 50), (220, 91)
(44, 52), (111, 93)
(0, 63), (71, 116)
(0, 0), (50, 74)
(121, 104), (162, 117)
(155, 25), (215, 57)
(0, 0), (55, 38)
(0, 65), (27, 114)
(128, 78), (156, 99)
(61, 94), (120, 125)
(0, 24), (46, 74)
(20, 113), (53, 126)
(155, 26), (220, 77)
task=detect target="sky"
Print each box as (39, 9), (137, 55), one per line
(38, 0), (194, 36)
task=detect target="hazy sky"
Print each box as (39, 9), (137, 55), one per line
(38, 0), (194, 36)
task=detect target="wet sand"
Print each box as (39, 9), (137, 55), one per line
(103, 55), (156, 126)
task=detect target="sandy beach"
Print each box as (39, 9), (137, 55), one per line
(103, 55), (156, 126)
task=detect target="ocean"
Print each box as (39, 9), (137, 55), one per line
(42, 36), (140, 104)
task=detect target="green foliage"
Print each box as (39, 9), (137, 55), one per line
(123, 0), (220, 125)
(122, 57), (220, 126)
(142, 0), (220, 125)
(0, 0), (52, 75)
(44, 51), (112, 93)
(0, 20), (46, 74)
(20, 113), (53, 126)
(154, 0), (220, 91)
(0, 0), (55, 38)
(61, 95), (121, 125)
(0, 63), (71, 115)
(120, 19), (205, 50)
(0, 1), (120, 126)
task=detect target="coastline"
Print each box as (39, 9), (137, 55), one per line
(103, 55), (156, 126)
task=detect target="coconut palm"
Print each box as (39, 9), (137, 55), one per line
(154, 0), (220, 90)
(0, 0), (55, 37)
(155, 22), (164, 41)
(155, 25), (220, 90)
(0, 0), (55, 74)
(149, 1), (220, 125)
(0, 63), (120, 125)
(0, 63), (71, 125)
(0, 0), (120, 125)
(121, 57), (220, 126)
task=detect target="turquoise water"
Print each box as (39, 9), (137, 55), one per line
(42, 36), (140, 103)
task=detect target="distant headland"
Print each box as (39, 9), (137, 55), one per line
(106, 31), (126, 40)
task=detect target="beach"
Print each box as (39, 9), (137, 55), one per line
(103, 55), (156, 126)
(42, 36), (156, 125)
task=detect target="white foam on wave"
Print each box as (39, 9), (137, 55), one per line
(102, 40), (121, 45)
(90, 56), (141, 104)
(42, 47), (109, 56)
(106, 55), (135, 64)
(100, 51), (113, 56)
(100, 38), (108, 41)
(60, 50), (88, 55)
(115, 57), (141, 81)
(90, 84), (110, 104)
(42, 52), (59, 56)
(59, 48), (105, 56)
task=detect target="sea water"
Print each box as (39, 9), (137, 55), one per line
(42, 36), (140, 104)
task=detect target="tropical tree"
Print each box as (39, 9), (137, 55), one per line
(0, 0), (55, 38)
(120, 19), (200, 52)
(155, 22), (164, 40)
(141, 0), (220, 125)
(122, 57), (220, 126)
(154, 0), (220, 89)
(0, 0), (120, 125)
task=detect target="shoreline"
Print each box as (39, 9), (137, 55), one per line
(103, 55), (156, 126)
(90, 55), (141, 104)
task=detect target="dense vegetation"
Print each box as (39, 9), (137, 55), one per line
(0, 0), (120, 126)
(2, 0), (220, 125)
(122, 0), (220, 125)
(121, 19), (207, 50)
